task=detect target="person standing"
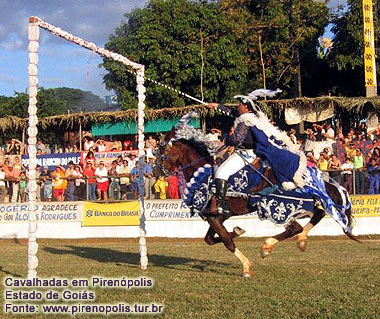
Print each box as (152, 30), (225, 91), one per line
(0, 165), (7, 203)
(130, 161), (141, 198)
(83, 137), (94, 151)
(95, 161), (109, 201)
(83, 161), (96, 201)
(368, 158), (380, 194)
(328, 154), (342, 184)
(35, 164), (41, 201)
(4, 163), (20, 202)
(144, 156), (156, 199)
(65, 161), (76, 201)
(128, 153), (137, 169)
(154, 175), (168, 199)
(52, 166), (67, 201)
(354, 149), (366, 194)
(167, 168), (179, 199)
(72, 165), (86, 200)
(341, 156), (354, 194)
(108, 160), (121, 200)
(119, 159), (131, 199)
(40, 166), (52, 202)
(18, 171), (28, 202)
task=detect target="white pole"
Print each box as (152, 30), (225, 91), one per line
(137, 66), (148, 270)
(28, 16), (148, 270)
(27, 19), (40, 278)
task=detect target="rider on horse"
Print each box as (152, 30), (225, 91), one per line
(208, 96), (257, 214)
(208, 92), (307, 214)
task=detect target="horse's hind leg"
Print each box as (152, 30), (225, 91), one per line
(297, 209), (325, 252)
(261, 220), (303, 258)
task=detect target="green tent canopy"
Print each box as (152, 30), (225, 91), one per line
(91, 117), (200, 136)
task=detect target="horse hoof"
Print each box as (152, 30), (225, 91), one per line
(242, 272), (252, 278)
(260, 246), (273, 259)
(297, 239), (307, 252)
(233, 226), (246, 236)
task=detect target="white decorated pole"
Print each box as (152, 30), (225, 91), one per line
(137, 66), (148, 270)
(28, 16), (148, 270)
(27, 18), (40, 278)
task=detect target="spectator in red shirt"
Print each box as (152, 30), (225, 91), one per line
(83, 161), (96, 200)
(167, 169), (179, 199)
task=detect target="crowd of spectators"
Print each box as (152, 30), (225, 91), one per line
(0, 134), (187, 203)
(296, 121), (380, 195)
(0, 119), (379, 203)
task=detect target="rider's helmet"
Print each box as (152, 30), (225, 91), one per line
(233, 95), (255, 112)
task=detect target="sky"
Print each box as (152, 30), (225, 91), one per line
(0, 0), (345, 100)
(0, 0), (148, 100)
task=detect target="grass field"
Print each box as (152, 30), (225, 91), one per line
(0, 236), (379, 319)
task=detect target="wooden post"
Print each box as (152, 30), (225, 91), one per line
(79, 114), (83, 151)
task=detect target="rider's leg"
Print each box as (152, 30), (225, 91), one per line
(215, 178), (228, 213)
(215, 152), (252, 213)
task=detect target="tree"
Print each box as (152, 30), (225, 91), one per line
(0, 87), (107, 119)
(102, 0), (249, 109)
(327, 0), (380, 96)
(103, 0), (330, 105)
(220, 0), (329, 97)
(0, 87), (107, 144)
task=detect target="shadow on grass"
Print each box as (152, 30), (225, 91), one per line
(43, 245), (237, 275)
(0, 266), (23, 278)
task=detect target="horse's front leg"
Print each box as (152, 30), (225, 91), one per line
(261, 220), (303, 258)
(296, 208), (325, 252)
(204, 225), (245, 246)
(207, 216), (252, 278)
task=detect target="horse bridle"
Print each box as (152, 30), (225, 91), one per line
(156, 139), (207, 176)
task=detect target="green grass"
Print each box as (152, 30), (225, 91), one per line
(0, 236), (379, 319)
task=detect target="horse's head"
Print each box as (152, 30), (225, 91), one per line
(158, 131), (214, 181)
(156, 127), (177, 176)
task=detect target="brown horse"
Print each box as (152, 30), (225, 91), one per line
(158, 128), (356, 277)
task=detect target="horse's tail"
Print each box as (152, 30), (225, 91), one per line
(324, 180), (361, 243)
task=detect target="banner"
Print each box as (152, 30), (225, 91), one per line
(0, 195), (378, 225)
(22, 152), (81, 171)
(0, 202), (82, 223)
(144, 199), (199, 221)
(82, 151), (137, 166)
(363, 0), (377, 87)
(285, 103), (334, 125)
(143, 199), (257, 221)
(82, 201), (140, 226)
(350, 195), (380, 217)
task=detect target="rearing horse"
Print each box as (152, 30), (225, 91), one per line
(158, 127), (356, 278)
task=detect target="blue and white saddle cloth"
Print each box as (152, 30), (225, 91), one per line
(250, 190), (314, 226)
(183, 163), (262, 215)
(183, 164), (351, 232)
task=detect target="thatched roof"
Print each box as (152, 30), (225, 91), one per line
(259, 96), (380, 114)
(1, 96), (380, 132)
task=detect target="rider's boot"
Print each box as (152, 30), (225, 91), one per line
(215, 178), (228, 214)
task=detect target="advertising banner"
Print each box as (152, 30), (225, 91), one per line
(0, 202), (82, 223)
(350, 195), (380, 217)
(82, 201), (140, 226)
(0, 194), (378, 226)
(144, 199), (199, 221)
(363, 0), (377, 87)
(22, 152), (81, 170)
(81, 151), (137, 166)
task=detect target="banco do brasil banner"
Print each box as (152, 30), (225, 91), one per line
(82, 201), (140, 226)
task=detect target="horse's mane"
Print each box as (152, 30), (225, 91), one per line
(176, 138), (214, 164)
